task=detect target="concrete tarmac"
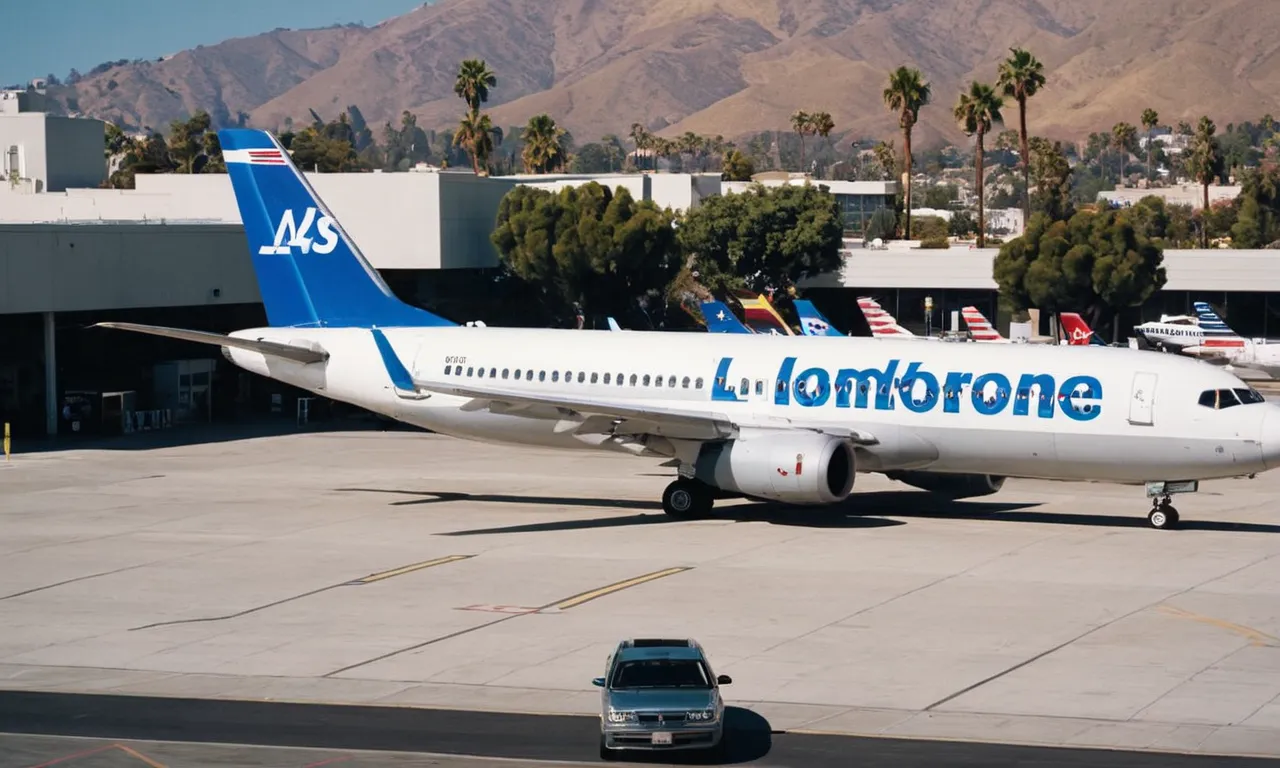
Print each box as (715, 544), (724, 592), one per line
(2, 428), (1280, 760)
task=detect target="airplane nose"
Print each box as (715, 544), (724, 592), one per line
(1263, 406), (1280, 472)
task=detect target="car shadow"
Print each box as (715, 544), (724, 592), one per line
(602, 707), (771, 765)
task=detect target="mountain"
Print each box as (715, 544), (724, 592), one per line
(49, 0), (1280, 147)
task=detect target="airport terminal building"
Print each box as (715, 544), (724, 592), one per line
(4, 104), (1280, 442)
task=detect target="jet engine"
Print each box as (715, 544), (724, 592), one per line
(694, 430), (856, 505)
(886, 471), (1006, 499)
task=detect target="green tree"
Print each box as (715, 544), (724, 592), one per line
(454, 110), (495, 174)
(522, 114), (566, 173)
(675, 182), (844, 294)
(1027, 136), (1073, 221)
(1141, 108), (1159, 180)
(922, 183), (958, 209)
(791, 110), (812, 171)
(167, 110), (223, 174)
(721, 148), (755, 181)
(1231, 164), (1280, 248)
(1187, 116), (1225, 247)
(954, 80), (1004, 247)
(1111, 122), (1137, 181)
(883, 66), (932, 239)
(994, 209), (1167, 340)
(490, 183), (681, 322)
(997, 48), (1046, 227)
(454, 59), (496, 113)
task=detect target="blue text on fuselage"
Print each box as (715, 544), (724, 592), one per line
(711, 357), (1102, 421)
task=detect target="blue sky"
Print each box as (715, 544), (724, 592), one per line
(2, 0), (426, 85)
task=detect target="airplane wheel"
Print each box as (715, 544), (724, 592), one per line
(1148, 505), (1179, 529)
(663, 479), (714, 519)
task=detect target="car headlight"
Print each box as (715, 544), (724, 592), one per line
(607, 709), (637, 723)
(685, 709), (716, 722)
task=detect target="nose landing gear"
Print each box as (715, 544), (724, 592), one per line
(1144, 480), (1197, 529)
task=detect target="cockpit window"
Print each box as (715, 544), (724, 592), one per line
(1198, 388), (1262, 409)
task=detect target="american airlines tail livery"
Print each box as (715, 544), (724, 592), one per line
(960, 307), (1008, 343)
(96, 129), (1280, 530)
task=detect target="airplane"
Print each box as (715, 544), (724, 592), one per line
(960, 307), (1009, 343)
(93, 128), (1280, 531)
(1181, 302), (1280, 376)
(1132, 303), (1244, 355)
(794, 299), (846, 337)
(701, 300), (753, 334)
(856, 297), (919, 338)
(732, 291), (794, 335)
(1058, 313), (1109, 346)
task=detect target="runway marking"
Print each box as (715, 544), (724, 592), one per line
(301, 757), (353, 768)
(326, 566), (694, 677)
(345, 555), (473, 585)
(548, 567), (692, 611)
(1157, 604), (1280, 647)
(457, 604), (541, 614)
(25, 742), (167, 767)
(132, 555), (474, 630)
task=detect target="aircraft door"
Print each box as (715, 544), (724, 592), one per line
(1128, 371), (1158, 426)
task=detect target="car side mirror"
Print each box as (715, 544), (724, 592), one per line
(716, 675), (732, 685)
(592, 677), (606, 687)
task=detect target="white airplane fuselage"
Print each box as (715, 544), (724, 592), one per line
(224, 325), (1280, 485)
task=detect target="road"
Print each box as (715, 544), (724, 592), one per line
(1, 690), (1275, 767)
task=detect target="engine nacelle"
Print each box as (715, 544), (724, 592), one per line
(886, 471), (1006, 499)
(694, 430), (856, 505)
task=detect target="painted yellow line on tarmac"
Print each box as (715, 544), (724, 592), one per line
(1157, 604), (1280, 647)
(551, 567), (692, 610)
(349, 555), (474, 585)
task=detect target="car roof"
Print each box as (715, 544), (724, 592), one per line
(614, 638), (704, 662)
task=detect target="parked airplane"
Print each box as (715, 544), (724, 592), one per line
(856, 297), (918, 338)
(960, 307), (1009, 343)
(794, 299), (846, 337)
(1181, 302), (1280, 375)
(94, 129), (1280, 530)
(1133, 303), (1245, 354)
(1059, 313), (1109, 346)
(702, 301), (753, 334)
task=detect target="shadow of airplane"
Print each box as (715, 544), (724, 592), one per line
(336, 486), (1280, 535)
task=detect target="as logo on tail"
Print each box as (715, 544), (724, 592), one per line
(259, 207), (339, 256)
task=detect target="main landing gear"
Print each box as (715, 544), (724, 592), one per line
(1145, 480), (1198, 530)
(662, 478), (715, 519)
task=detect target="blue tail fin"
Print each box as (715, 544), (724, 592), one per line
(218, 129), (454, 329)
(793, 299), (845, 337)
(1192, 302), (1240, 339)
(701, 301), (752, 334)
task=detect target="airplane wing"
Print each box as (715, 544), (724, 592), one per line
(407, 375), (880, 445)
(93, 322), (329, 364)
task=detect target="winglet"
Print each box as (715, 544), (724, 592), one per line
(371, 329), (428, 399)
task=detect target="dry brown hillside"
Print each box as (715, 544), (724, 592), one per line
(53, 0), (1280, 145)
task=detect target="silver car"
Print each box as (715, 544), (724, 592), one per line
(594, 638), (732, 760)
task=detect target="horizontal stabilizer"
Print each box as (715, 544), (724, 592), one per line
(93, 322), (328, 364)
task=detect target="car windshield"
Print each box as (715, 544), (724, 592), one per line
(610, 659), (710, 689)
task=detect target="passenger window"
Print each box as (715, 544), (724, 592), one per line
(695, 377), (704, 389)
(578, 372), (585, 383)
(527, 370), (534, 380)
(776, 380), (786, 392)
(513, 370), (521, 380)
(656, 376), (663, 388)
(643, 375), (651, 386)
(604, 373), (611, 384)
(502, 369), (509, 379)
(489, 368), (496, 378)
(590, 372), (598, 384)
(552, 371), (560, 382)
(755, 380), (764, 395)
(538, 371), (546, 381)
(740, 378), (748, 394)
(668, 376), (676, 388)
(566, 371), (573, 382)
(630, 374), (638, 386)
(445, 365), (452, 375)
(478, 368), (486, 378)
(682, 376), (690, 389)
(466, 367), (474, 376)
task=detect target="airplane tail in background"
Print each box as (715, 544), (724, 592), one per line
(735, 293), (794, 335)
(218, 129), (454, 329)
(961, 306), (1006, 343)
(1192, 302), (1247, 349)
(856, 297), (914, 337)
(793, 299), (845, 337)
(701, 301), (753, 334)
(1060, 312), (1106, 346)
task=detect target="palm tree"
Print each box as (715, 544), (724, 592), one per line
(1141, 108), (1159, 181)
(521, 114), (565, 173)
(883, 66), (932, 239)
(454, 110), (495, 174)
(628, 122), (651, 170)
(996, 48), (1045, 225)
(1187, 116), (1224, 247)
(454, 59), (497, 113)
(953, 81), (1004, 248)
(791, 110), (812, 171)
(1111, 122), (1137, 184)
